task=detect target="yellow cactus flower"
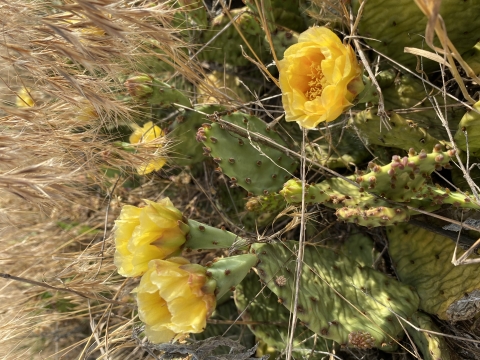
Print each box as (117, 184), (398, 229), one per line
(129, 121), (167, 175)
(113, 198), (189, 277)
(136, 257), (216, 343)
(16, 87), (34, 108)
(278, 26), (364, 129)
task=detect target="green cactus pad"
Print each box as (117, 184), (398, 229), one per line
(206, 254), (258, 299)
(198, 8), (269, 67)
(336, 205), (410, 228)
(245, 192), (286, 214)
(306, 126), (370, 170)
(281, 179), (414, 227)
(353, 145), (454, 202)
(283, 145), (455, 204)
(405, 312), (451, 360)
(341, 233), (381, 268)
(253, 241), (419, 350)
(244, 0), (306, 33)
(234, 272), (335, 358)
(414, 184), (480, 210)
(353, 70), (462, 146)
(349, 109), (441, 153)
(280, 145), (472, 227)
(197, 112), (298, 195)
(454, 101), (480, 157)
(125, 74), (190, 108)
(168, 105), (224, 166)
(352, 0), (480, 72)
(388, 223), (480, 321)
(184, 219), (248, 251)
(280, 178), (368, 208)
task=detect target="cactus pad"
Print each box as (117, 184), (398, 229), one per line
(454, 101), (480, 157)
(388, 223), (480, 321)
(352, 0), (480, 72)
(197, 111), (298, 195)
(350, 110), (441, 153)
(168, 105), (224, 166)
(253, 241), (419, 349)
(234, 273), (335, 357)
(405, 312), (451, 360)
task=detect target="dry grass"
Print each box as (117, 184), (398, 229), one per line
(1, 0), (480, 359)
(0, 0), (193, 358)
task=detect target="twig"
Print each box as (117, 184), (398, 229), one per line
(286, 128), (307, 360)
(348, 3), (391, 131)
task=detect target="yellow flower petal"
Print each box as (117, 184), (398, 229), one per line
(144, 326), (176, 345)
(278, 26), (364, 129)
(169, 297), (209, 333)
(129, 121), (166, 174)
(113, 199), (189, 278)
(136, 258), (216, 343)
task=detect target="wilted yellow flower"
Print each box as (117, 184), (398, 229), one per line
(114, 198), (189, 277)
(16, 87), (34, 108)
(136, 257), (216, 343)
(278, 27), (364, 129)
(75, 100), (98, 122)
(62, 12), (107, 37)
(129, 121), (167, 175)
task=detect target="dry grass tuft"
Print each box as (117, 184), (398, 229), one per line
(0, 0), (203, 357)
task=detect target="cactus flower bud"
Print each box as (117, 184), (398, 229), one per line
(135, 257), (216, 343)
(279, 179), (304, 202)
(125, 74), (154, 99)
(113, 198), (190, 277)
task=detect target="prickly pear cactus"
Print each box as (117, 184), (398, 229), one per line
(349, 110), (441, 153)
(168, 104), (225, 166)
(279, 145), (479, 227)
(253, 241), (420, 350)
(197, 8), (268, 67)
(306, 126), (370, 169)
(454, 101), (480, 157)
(245, 192), (286, 214)
(405, 312), (451, 360)
(351, 70), (462, 151)
(341, 233), (381, 268)
(235, 273), (335, 358)
(351, 0), (480, 71)
(197, 111), (298, 195)
(184, 219), (248, 251)
(244, 0), (307, 33)
(388, 223), (480, 321)
(125, 74), (191, 108)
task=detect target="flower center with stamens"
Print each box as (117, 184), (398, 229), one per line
(305, 63), (326, 101)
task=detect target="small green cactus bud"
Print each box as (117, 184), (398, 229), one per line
(124, 74), (154, 99)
